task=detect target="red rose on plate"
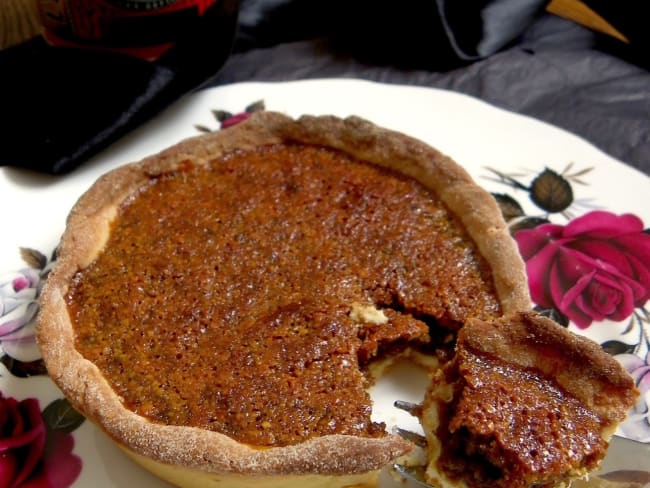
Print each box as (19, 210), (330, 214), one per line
(0, 393), (81, 488)
(220, 111), (252, 129)
(515, 210), (650, 329)
(0, 394), (46, 487)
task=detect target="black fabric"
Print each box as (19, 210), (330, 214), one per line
(582, 0), (650, 48)
(0, 0), (239, 175)
(212, 4), (649, 175)
(233, 0), (548, 70)
(1, 0), (647, 176)
(0, 39), (174, 174)
(436, 0), (548, 59)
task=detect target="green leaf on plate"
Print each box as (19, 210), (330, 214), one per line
(0, 355), (48, 377)
(211, 109), (232, 122)
(245, 100), (265, 113)
(600, 340), (635, 356)
(19, 247), (47, 270)
(42, 398), (86, 433)
(492, 193), (525, 221)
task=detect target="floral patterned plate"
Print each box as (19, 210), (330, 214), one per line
(1, 79), (649, 487)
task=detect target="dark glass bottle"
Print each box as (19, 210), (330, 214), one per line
(36, 0), (238, 61)
(0, 0), (240, 174)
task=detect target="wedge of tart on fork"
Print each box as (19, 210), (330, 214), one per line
(415, 311), (638, 488)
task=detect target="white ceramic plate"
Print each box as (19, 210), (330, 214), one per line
(2, 79), (649, 487)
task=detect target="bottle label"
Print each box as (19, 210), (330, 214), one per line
(37, 0), (219, 60)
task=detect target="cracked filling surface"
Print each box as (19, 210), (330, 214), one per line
(66, 143), (502, 447)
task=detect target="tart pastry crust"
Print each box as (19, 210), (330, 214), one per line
(37, 112), (531, 486)
(420, 311), (638, 488)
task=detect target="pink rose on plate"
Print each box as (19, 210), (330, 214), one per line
(515, 210), (650, 329)
(0, 393), (81, 487)
(615, 352), (650, 442)
(0, 270), (41, 362)
(220, 111), (252, 129)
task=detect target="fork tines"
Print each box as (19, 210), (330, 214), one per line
(394, 400), (422, 416)
(392, 463), (433, 488)
(395, 427), (427, 447)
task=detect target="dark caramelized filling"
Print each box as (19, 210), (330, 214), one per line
(436, 351), (606, 488)
(67, 143), (501, 447)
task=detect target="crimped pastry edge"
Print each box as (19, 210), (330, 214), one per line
(36, 111), (531, 479)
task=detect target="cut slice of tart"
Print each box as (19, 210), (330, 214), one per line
(36, 112), (531, 487)
(420, 311), (639, 488)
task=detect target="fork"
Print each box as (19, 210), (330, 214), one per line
(391, 400), (434, 487)
(391, 400), (650, 488)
